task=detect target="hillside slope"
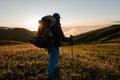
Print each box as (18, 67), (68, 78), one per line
(0, 25), (120, 44)
(0, 27), (37, 42)
(74, 24), (120, 44)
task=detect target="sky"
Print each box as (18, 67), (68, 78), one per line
(0, 0), (120, 32)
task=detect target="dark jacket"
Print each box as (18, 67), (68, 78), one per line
(51, 23), (70, 46)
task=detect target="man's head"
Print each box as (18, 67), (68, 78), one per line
(53, 13), (60, 19)
(53, 13), (60, 23)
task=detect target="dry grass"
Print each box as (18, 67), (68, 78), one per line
(0, 43), (120, 80)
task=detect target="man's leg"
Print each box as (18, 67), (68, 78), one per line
(47, 47), (59, 79)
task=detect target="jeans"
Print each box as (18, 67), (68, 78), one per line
(47, 46), (59, 79)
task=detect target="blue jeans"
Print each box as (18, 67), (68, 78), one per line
(47, 46), (59, 79)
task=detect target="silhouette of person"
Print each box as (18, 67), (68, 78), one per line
(47, 13), (72, 79)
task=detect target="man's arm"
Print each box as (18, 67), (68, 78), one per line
(54, 24), (70, 42)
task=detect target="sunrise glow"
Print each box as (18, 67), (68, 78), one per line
(26, 18), (39, 31)
(0, 0), (120, 33)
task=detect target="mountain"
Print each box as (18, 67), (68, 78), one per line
(0, 27), (37, 43)
(0, 24), (120, 45)
(74, 24), (120, 44)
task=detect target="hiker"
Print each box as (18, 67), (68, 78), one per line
(47, 13), (72, 80)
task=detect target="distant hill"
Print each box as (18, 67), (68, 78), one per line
(0, 40), (25, 45)
(74, 24), (120, 44)
(0, 25), (120, 45)
(0, 27), (37, 43)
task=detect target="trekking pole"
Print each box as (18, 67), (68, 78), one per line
(71, 35), (76, 79)
(70, 35), (74, 72)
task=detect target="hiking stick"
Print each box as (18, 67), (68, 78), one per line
(70, 35), (74, 72)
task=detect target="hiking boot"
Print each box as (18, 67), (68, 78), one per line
(47, 68), (61, 80)
(52, 68), (61, 80)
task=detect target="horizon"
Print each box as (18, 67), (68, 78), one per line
(0, 0), (120, 32)
(0, 24), (115, 37)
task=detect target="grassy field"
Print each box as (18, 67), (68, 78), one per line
(0, 43), (120, 80)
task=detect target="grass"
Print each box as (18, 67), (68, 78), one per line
(0, 43), (120, 80)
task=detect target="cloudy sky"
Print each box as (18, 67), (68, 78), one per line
(0, 0), (120, 32)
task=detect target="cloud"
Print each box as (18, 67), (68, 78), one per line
(63, 27), (92, 37)
(64, 28), (80, 37)
(62, 25), (108, 37)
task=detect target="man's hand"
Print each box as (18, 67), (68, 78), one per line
(70, 35), (73, 42)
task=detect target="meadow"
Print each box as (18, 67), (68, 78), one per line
(0, 43), (120, 80)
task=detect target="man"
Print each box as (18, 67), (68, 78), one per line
(47, 13), (72, 80)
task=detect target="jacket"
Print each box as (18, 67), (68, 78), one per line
(51, 23), (70, 46)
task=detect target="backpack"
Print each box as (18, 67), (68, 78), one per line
(31, 15), (56, 48)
